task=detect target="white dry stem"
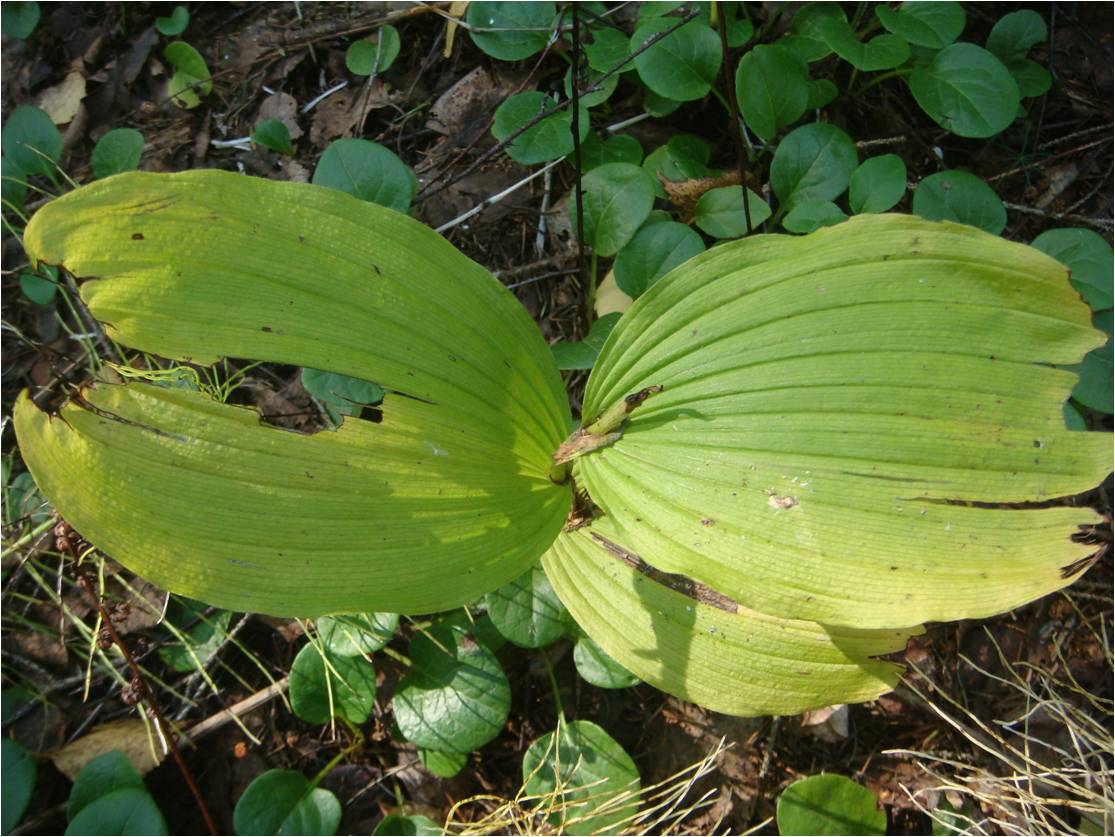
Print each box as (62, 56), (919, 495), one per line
(434, 158), (562, 234)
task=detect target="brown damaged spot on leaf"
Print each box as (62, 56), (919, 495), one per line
(767, 493), (799, 510)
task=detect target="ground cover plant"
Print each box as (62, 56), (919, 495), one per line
(2, 3), (1111, 835)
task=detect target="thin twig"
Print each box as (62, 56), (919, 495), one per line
(433, 159), (562, 234)
(714, 0), (752, 234)
(571, 4), (589, 329)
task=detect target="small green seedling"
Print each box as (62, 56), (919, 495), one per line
(164, 41), (212, 109)
(251, 119), (293, 155)
(345, 25), (401, 76)
(91, 128), (145, 179)
(913, 170), (1006, 235)
(154, 5), (189, 37)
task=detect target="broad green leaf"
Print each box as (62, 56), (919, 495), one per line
(234, 770), (341, 836)
(300, 368), (384, 425)
(909, 44), (1020, 138)
(1070, 312), (1112, 414)
(570, 163), (655, 257)
(4, 470), (50, 526)
(92, 129), (144, 179)
(876, 2), (965, 49)
(579, 215), (1110, 629)
(544, 518), (915, 715)
(290, 642), (376, 724)
(986, 10), (1047, 66)
(818, 17), (910, 71)
(164, 41), (211, 109)
(65, 788), (167, 836)
(467, 2), (556, 60)
(372, 814), (442, 836)
(783, 201), (847, 234)
(317, 612), (398, 656)
(157, 598), (230, 673)
(849, 155), (907, 214)
(2, 738), (36, 834)
(913, 170), (1006, 235)
(20, 267), (58, 305)
(492, 92), (589, 166)
(312, 139), (414, 212)
(2, 105), (62, 176)
(614, 222), (705, 299)
(579, 133), (642, 170)
(563, 65), (619, 108)
(393, 624), (511, 754)
(789, 3), (847, 62)
(693, 186), (771, 239)
(770, 123), (858, 210)
(735, 43), (809, 141)
(631, 18), (721, 102)
(418, 748), (468, 778)
(522, 719), (640, 836)
(643, 88), (681, 117)
(1032, 228), (1113, 312)
(486, 563), (569, 648)
(805, 78), (839, 109)
(15, 171), (570, 616)
(551, 313), (622, 371)
(573, 635), (640, 689)
(1063, 401), (1086, 431)
(1, 1), (40, 39)
(155, 6), (189, 36)
(67, 751), (145, 822)
(252, 119), (292, 155)
(2, 154), (29, 213)
(1011, 59), (1052, 98)
(585, 26), (630, 73)
(642, 136), (714, 199)
(777, 774), (886, 836)
(345, 26), (401, 75)
(435, 608), (507, 652)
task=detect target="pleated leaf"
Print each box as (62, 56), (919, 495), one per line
(15, 171), (571, 616)
(578, 215), (1110, 629)
(542, 518), (916, 716)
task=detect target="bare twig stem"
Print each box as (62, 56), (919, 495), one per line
(714, 1), (752, 235)
(571, 4), (590, 329)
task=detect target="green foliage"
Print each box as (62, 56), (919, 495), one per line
(1, 1), (40, 39)
(467, 2), (556, 61)
(522, 719), (640, 835)
(418, 747), (468, 779)
(486, 563), (569, 648)
(157, 598), (231, 673)
(154, 5), (189, 37)
(876, 2), (965, 49)
(316, 612), (398, 656)
(1032, 228), (1114, 312)
(783, 201), (847, 234)
(579, 133), (642, 170)
(817, 16), (910, 72)
(92, 128), (145, 179)
(346, 26), (401, 76)
(393, 624), (511, 754)
(312, 139), (415, 212)
(2, 105), (62, 177)
(165, 41), (212, 109)
(2, 738), (36, 834)
(372, 814), (442, 836)
(848, 155), (907, 214)
(551, 312), (621, 371)
(614, 221), (704, 298)
(289, 641), (377, 724)
(563, 64), (619, 108)
(252, 119), (293, 155)
(65, 789), (168, 836)
(1070, 311), (1112, 414)
(776, 774), (886, 836)
(770, 123), (858, 210)
(20, 264), (59, 306)
(300, 368), (384, 425)
(584, 27), (630, 73)
(913, 170), (1006, 235)
(3, 468), (49, 526)
(66, 751), (144, 822)
(908, 44), (1020, 138)
(492, 92), (588, 165)
(570, 163), (655, 257)
(693, 186), (771, 238)
(735, 44), (808, 141)
(572, 635), (640, 689)
(2, 154), (29, 214)
(631, 18), (721, 102)
(233, 770), (342, 836)
(986, 10), (1051, 97)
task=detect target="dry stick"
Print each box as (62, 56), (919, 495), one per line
(714, 1), (753, 235)
(570, 4), (590, 331)
(416, 9), (701, 206)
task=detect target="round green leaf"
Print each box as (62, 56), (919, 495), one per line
(300, 368), (384, 425)
(848, 154), (907, 214)
(418, 747), (468, 778)
(1011, 59), (1052, 98)
(312, 139), (415, 212)
(570, 162), (655, 257)
(155, 6), (189, 37)
(1063, 401), (1086, 431)
(805, 78), (839, 109)
(735, 43), (809, 141)
(234, 770), (341, 836)
(2, 154), (28, 213)
(913, 170), (1006, 235)
(642, 135), (714, 198)
(68, 751), (144, 822)
(1071, 312), (1112, 414)
(486, 563), (569, 648)
(466, 1), (556, 61)
(164, 41), (212, 109)
(876, 2), (965, 49)
(783, 201), (847, 234)
(693, 186), (771, 239)
(643, 88), (681, 117)
(2, 738), (36, 834)
(317, 612), (398, 656)
(393, 624), (511, 754)
(573, 636), (639, 689)
(290, 642), (376, 724)
(770, 123), (858, 210)
(1, 1), (40, 39)
(65, 788), (166, 836)
(789, 3), (847, 62)
(20, 268), (58, 305)
(563, 65), (619, 108)
(1032, 228), (1114, 312)
(372, 814), (442, 836)
(92, 128), (145, 179)
(987, 9), (1047, 65)
(614, 222), (705, 299)
(909, 43), (1020, 138)
(522, 720), (640, 836)
(551, 313), (623, 371)
(345, 26), (401, 76)
(492, 92), (588, 166)
(252, 119), (292, 155)
(777, 774), (886, 836)
(579, 133), (642, 170)
(631, 18), (721, 102)
(434, 609), (507, 652)
(2, 105), (62, 177)
(818, 17), (910, 71)
(585, 26), (630, 73)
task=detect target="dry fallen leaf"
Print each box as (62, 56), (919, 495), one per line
(51, 718), (168, 780)
(38, 71), (86, 125)
(257, 91), (303, 140)
(660, 170), (741, 221)
(595, 269), (633, 317)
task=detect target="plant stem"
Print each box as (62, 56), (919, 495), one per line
(539, 648), (564, 723)
(853, 67), (912, 98)
(308, 721), (365, 791)
(570, 3), (589, 332)
(583, 251), (598, 328)
(714, 0), (754, 233)
(0, 517), (55, 559)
